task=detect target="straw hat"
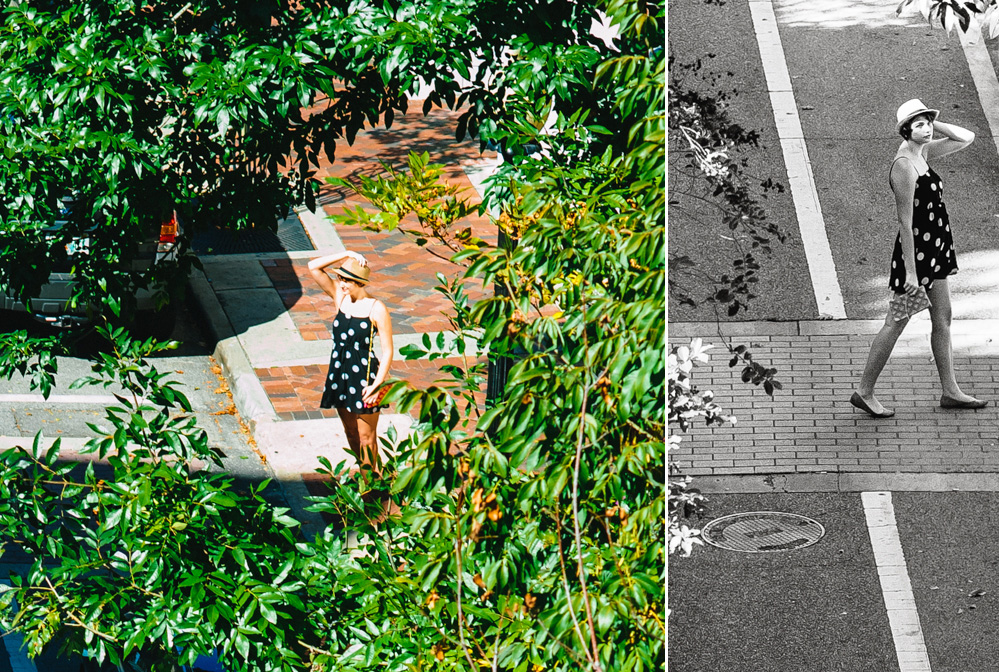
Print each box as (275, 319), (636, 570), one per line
(896, 99), (939, 131)
(332, 258), (370, 285)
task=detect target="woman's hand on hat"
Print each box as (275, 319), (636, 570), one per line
(345, 251), (368, 266)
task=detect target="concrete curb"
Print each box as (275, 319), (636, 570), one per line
(669, 318), (999, 338)
(296, 206), (344, 252)
(187, 268), (279, 432)
(696, 472), (999, 494)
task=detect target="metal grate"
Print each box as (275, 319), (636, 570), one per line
(191, 211), (314, 255)
(701, 511), (825, 553)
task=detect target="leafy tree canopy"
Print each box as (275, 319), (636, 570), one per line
(0, 0), (613, 317)
(0, 0), (664, 670)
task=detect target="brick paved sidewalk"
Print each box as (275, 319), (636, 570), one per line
(670, 320), (999, 477)
(251, 101), (495, 421)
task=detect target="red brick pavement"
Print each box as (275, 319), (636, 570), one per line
(256, 355), (486, 421)
(262, 254), (490, 338)
(258, 101), (495, 421)
(270, 100), (499, 337)
(670, 321), (999, 476)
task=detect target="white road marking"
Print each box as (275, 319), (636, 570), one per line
(959, 30), (999, 160)
(862, 491), (932, 672)
(748, 0), (847, 319)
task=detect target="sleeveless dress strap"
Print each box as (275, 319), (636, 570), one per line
(888, 155), (924, 190)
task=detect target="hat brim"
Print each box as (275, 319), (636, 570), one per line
(333, 267), (369, 284)
(897, 108), (939, 131)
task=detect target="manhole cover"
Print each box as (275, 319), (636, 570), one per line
(701, 511), (825, 553)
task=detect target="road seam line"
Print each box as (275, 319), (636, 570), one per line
(0, 394), (121, 405)
(862, 491), (932, 672)
(747, 0), (847, 319)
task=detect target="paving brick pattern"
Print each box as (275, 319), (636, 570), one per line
(257, 355), (486, 421)
(257, 102), (496, 421)
(670, 321), (999, 477)
(261, 255), (490, 338)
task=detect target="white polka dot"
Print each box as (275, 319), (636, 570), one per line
(334, 361), (341, 368)
(349, 387), (356, 394)
(921, 277), (929, 285)
(340, 333), (347, 340)
(352, 365), (359, 373)
(361, 358), (368, 365)
(914, 228), (920, 235)
(914, 199), (920, 207)
(923, 233), (931, 241)
(329, 374), (334, 380)
(360, 321), (368, 328)
(354, 343), (360, 350)
(333, 320), (339, 327)
(346, 352), (351, 358)
(917, 253), (924, 261)
(928, 202), (933, 209)
(935, 265), (941, 272)
(930, 258), (936, 266)
(348, 328), (355, 336)
(931, 183), (937, 191)
(928, 213), (934, 221)
(356, 401), (364, 409)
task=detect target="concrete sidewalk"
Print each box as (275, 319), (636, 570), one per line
(670, 318), (999, 494)
(187, 101), (498, 531)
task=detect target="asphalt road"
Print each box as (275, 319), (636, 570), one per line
(668, 491), (999, 672)
(669, 0), (999, 323)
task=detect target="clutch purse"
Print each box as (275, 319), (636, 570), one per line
(889, 287), (931, 322)
(364, 385), (389, 408)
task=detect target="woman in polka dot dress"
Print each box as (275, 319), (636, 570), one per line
(851, 99), (985, 418)
(308, 251), (394, 471)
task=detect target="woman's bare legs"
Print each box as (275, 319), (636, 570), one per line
(926, 279), (981, 402)
(856, 311), (909, 415)
(336, 408), (381, 475)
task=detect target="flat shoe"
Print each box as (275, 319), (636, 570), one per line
(850, 392), (895, 418)
(940, 395), (988, 410)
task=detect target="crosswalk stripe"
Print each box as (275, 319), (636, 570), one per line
(959, 30), (999, 161)
(748, 0), (847, 319)
(862, 491), (932, 672)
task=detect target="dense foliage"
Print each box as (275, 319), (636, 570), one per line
(897, 0), (999, 36)
(0, 0), (664, 669)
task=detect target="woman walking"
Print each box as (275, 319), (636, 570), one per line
(308, 251), (394, 472)
(851, 99), (985, 418)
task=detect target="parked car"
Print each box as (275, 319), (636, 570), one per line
(0, 201), (182, 336)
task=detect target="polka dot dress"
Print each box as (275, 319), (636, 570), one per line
(889, 165), (957, 294)
(320, 310), (383, 414)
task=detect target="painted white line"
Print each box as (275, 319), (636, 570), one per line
(861, 491), (932, 672)
(959, 31), (999, 160)
(0, 394), (120, 405)
(748, 0), (847, 319)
